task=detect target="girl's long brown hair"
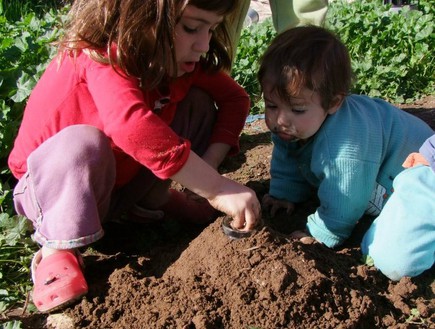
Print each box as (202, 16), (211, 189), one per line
(59, 0), (236, 89)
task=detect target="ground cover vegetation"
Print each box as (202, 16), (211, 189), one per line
(0, 0), (434, 327)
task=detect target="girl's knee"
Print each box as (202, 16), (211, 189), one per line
(172, 88), (217, 153)
(27, 125), (115, 179)
(51, 125), (113, 165)
(59, 125), (110, 155)
(179, 87), (216, 120)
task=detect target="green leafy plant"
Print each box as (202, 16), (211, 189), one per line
(327, 0), (434, 103)
(0, 2), (68, 313)
(0, 214), (37, 313)
(0, 0), (65, 22)
(0, 6), (68, 216)
(232, 19), (276, 114)
(0, 8), (66, 157)
(0, 320), (23, 329)
(233, 0), (434, 112)
(406, 307), (427, 325)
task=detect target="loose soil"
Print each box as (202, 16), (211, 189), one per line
(3, 97), (435, 329)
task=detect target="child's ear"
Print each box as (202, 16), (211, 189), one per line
(327, 94), (345, 115)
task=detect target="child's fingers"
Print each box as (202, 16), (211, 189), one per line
(269, 201), (293, 217)
(402, 152), (429, 168)
(290, 230), (317, 244)
(261, 193), (271, 205)
(243, 213), (257, 231)
(230, 202), (260, 231)
(270, 204), (280, 217)
(230, 213), (249, 230)
(289, 230), (309, 239)
(285, 204), (295, 215)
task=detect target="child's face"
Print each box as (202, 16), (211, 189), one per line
(173, 5), (223, 77)
(263, 82), (339, 142)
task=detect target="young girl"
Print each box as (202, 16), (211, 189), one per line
(9, 0), (261, 312)
(259, 26), (433, 277)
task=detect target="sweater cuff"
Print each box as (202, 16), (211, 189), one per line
(306, 213), (349, 248)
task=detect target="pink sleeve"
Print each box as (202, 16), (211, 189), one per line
(84, 57), (190, 179)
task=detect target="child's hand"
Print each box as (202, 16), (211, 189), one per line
(289, 230), (317, 244)
(402, 152), (429, 168)
(262, 194), (295, 217)
(208, 177), (261, 231)
(172, 151), (260, 230)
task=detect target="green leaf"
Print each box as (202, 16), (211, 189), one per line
(10, 71), (38, 103)
(361, 255), (375, 267)
(1, 320), (24, 329)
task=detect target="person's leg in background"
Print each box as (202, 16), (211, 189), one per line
(269, 0), (328, 33)
(227, 0), (251, 61)
(226, 0), (329, 63)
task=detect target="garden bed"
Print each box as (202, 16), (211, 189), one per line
(4, 97), (434, 329)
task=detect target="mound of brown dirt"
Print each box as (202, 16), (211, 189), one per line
(3, 100), (434, 329)
(67, 103), (435, 329)
(71, 220), (433, 329)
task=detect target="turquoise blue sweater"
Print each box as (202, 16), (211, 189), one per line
(269, 94), (433, 248)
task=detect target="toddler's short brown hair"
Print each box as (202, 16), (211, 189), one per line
(258, 26), (353, 110)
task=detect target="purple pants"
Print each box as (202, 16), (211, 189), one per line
(13, 88), (216, 249)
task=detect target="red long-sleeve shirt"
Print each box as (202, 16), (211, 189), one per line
(8, 51), (250, 186)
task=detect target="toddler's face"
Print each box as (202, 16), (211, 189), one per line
(262, 82), (338, 143)
(173, 5), (223, 77)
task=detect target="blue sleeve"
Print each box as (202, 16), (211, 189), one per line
(307, 158), (380, 248)
(269, 134), (313, 202)
(304, 95), (432, 248)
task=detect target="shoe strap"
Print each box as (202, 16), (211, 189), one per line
(31, 249), (84, 283)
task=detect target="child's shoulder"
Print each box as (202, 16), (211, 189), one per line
(344, 94), (398, 111)
(315, 95), (396, 152)
(338, 94), (427, 124)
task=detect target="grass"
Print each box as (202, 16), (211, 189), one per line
(0, 0), (66, 21)
(0, 215), (36, 314)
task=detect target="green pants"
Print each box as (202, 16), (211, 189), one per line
(228, 0), (328, 55)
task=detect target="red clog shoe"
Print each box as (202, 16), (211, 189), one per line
(31, 250), (88, 313)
